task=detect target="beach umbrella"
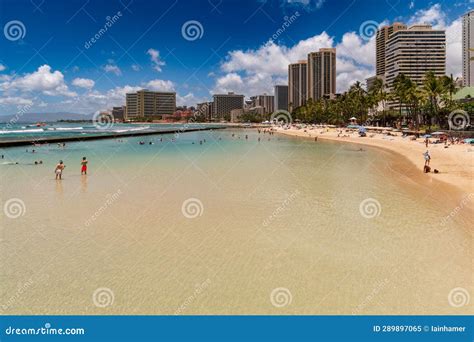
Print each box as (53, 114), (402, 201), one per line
(431, 132), (446, 135)
(349, 117), (357, 121)
(422, 134), (431, 138)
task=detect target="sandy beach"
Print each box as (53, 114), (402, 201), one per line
(274, 126), (474, 198)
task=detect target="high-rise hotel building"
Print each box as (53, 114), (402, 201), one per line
(307, 48), (336, 101)
(288, 60), (307, 112)
(213, 92), (244, 119)
(197, 101), (214, 120)
(126, 89), (176, 118)
(274, 85), (288, 112)
(376, 23), (407, 77)
(250, 94), (274, 114)
(385, 24), (446, 88)
(463, 10), (474, 87)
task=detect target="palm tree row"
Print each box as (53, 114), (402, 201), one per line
(291, 71), (463, 130)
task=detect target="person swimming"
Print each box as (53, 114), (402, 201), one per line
(81, 157), (88, 175)
(55, 160), (65, 180)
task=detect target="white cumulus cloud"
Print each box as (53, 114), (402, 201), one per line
(1, 65), (76, 97)
(212, 3), (461, 97)
(147, 48), (166, 72)
(103, 64), (122, 76)
(0, 96), (33, 106)
(145, 79), (175, 92)
(408, 4), (461, 77)
(72, 77), (95, 89)
(408, 3), (446, 28)
(213, 30), (374, 95)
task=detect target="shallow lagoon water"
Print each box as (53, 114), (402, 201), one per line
(1, 128), (472, 314)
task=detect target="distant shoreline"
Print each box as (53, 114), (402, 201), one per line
(0, 126), (226, 147)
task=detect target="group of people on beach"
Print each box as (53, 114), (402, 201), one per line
(54, 157), (88, 180)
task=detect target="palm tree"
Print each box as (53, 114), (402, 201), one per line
(348, 81), (368, 123)
(440, 74), (457, 103)
(405, 83), (424, 130)
(392, 73), (411, 120)
(368, 77), (388, 126)
(423, 71), (443, 128)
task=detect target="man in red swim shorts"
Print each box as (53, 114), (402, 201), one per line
(81, 157), (88, 175)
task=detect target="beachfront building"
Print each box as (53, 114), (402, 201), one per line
(365, 75), (384, 91)
(385, 24), (446, 88)
(112, 106), (126, 121)
(125, 89), (176, 118)
(212, 92), (245, 121)
(274, 85), (288, 112)
(196, 101), (214, 120)
(250, 94), (274, 114)
(376, 22), (407, 77)
(463, 10), (474, 87)
(230, 108), (244, 123)
(307, 48), (336, 101)
(288, 60), (307, 112)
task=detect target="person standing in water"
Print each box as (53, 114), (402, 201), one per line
(81, 157), (88, 175)
(55, 160), (66, 180)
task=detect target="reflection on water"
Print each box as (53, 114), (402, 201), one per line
(1, 129), (472, 315)
(81, 175), (88, 193)
(55, 179), (63, 195)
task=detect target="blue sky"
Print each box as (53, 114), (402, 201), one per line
(0, 0), (471, 115)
